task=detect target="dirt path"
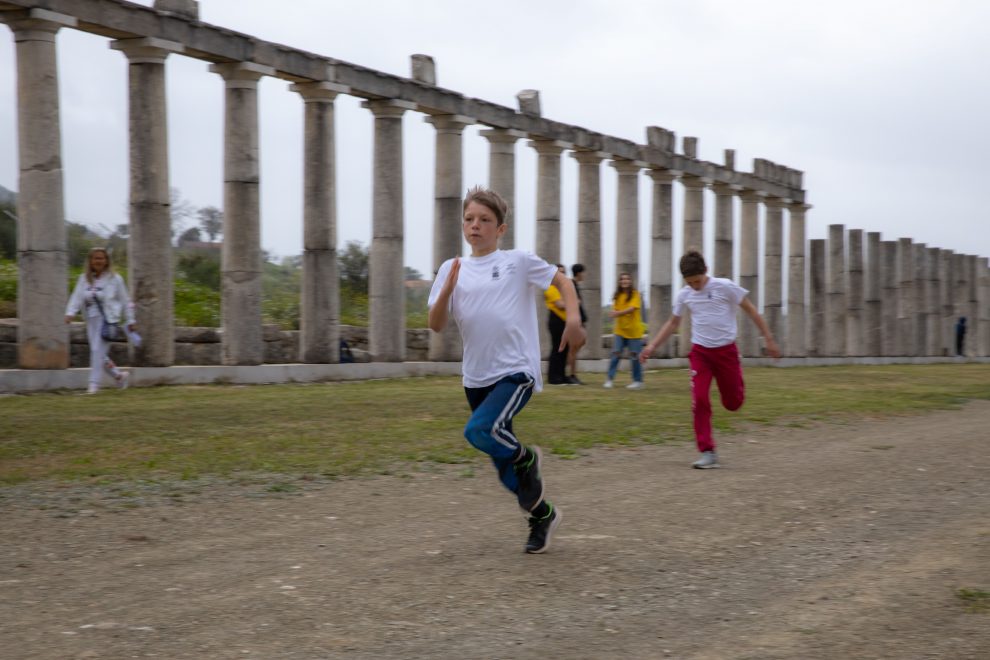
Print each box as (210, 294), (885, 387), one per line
(2, 402), (989, 660)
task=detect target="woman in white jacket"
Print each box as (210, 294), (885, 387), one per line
(64, 247), (136, 393)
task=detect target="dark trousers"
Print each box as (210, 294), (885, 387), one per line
(547, 312), (567, 383)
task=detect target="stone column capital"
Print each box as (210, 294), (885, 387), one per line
(111, 37), (184, 64)
(290, 81), (351, 102)
(528, 139), (570, 156)
(737, 189), (767, 203)
(680, 173), (712, 190)
(424, 114), (475, 133)
(570, 149), (608, 165)
(479, 127), (527, 143)
(763, 196), (791, 209)
(610, 159), (647, 175)
(647, 168), (681, 184)
(788, 202), (813, 214)
(2, 8), (77, 39)
(710, 182), (743, 196)
(362, 98), (417, 118)
(210, 61), (275, 87)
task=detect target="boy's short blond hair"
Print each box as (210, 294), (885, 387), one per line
(463, 186), (509, 226)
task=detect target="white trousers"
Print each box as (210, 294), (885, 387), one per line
(84, 313), (117, 386)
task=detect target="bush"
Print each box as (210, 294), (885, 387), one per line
(175, 279), (220, 327)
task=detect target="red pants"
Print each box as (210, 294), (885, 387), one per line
(689, 343), (745, 452)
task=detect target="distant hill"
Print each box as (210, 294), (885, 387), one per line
(0, 184), (15, 206)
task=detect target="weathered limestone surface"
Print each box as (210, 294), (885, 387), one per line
(112, 36), (182, 367)
(896, 238), (915, 357)
(880, 241), (898, 357)
(4, 10), (75, 368)
(846, 229), (864, 356)
(787, 204), (809, 356)
(365, 99), (414, 362)
(292, 81), (348, 364)
(864, 232), (882, 356)
(211, 61), (271, 366)
(481, 127), (524, 250)
(427, 114), (473, 362)
(647, 169), (676, 358)
(826, 225), (846, 357)
(612, 159), (642, 286)
(763, 198), (785, 349)
(737, 191), (763, 357)
(807, 239), (826, 357)
(573, 150), (606, 359)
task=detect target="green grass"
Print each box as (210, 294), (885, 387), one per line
(1, 364), (989, 486)
(956, 588), (990, 613)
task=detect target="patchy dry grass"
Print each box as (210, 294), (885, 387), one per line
(2, 364), (989, 485)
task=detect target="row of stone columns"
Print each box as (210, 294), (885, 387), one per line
(5, 8), (988, 371)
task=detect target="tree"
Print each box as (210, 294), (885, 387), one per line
(404, 266), (424, 281)
(170, 187), (195, 241)
(178, 226), (202, 244)
(0, 204), (16, 261)
(197, 206), (223, 242)
(338, 240), (369, 292)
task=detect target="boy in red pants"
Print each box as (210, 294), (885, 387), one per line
(639, 251), (779, 468)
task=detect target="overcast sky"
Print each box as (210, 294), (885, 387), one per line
(2, 0), (988, 300)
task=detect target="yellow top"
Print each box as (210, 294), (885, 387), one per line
(544, 285), (567, 321)
(613, 290), (646, 338)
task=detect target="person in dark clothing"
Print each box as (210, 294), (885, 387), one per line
(567, 264), (589, 384)
(956, 316), (967, 356)
(544, 264), (569, 384)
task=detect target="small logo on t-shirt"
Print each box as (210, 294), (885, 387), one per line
(492, 266), (500, 280)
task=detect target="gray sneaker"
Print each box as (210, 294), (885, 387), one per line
(692, 451), (720, 469)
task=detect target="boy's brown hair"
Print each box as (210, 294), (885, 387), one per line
(679, 250), (708, 278)
(463, 186), (509, 226)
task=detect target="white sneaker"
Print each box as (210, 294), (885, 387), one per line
(692, 451), (721, 469)
(626, 381), (644, 390)
(86, 383), (99, 394)
(117, 372), (130, 389)
(603, 380), (613, 389)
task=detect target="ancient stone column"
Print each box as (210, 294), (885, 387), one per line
(864, 232), (882, 356)
(611, 159), (643, 286)
(925, 246), (941, 356)
(939, 250), (954, 357)
(572, 149), (607, 359)
(826, 225), (846, 357)
(679, 173), (710, 357)
(480, 128), (524, 250)
(210, 62), (273, 365)
(763, 197), (785, 350)
(364, 99), (416, 362)
(912, 243), (929, 356)
(4, 10), (76, 368)
(807, 239), (826, 357)
(647, 169), (677, 357)
(880, 241), (899, 357)
(426, 114), (474, 362)
(711, 183), (737, 280)
(787, 203), (809, 357)
(737, 190), (764, 357)
(846, 229), (864, 357)
(111, 37), (183, 368)
(531, 140), (567, 263)
(977, 257), (990, 357)
(290, 81), (350, 364)
(965, 254), (979, 355)
(896, 238), (915, 357)
(953, 253), (968, 355)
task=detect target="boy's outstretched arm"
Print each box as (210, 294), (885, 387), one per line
(639, 315), (680, 364)
(428, 258), (460, 333)
(551, 271), (587, 352)
(739, 298), (781, 358)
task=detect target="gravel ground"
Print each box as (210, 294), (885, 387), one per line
(2, 401), (989, 660)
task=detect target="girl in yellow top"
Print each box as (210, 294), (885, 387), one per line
(604, 272), (646, 389)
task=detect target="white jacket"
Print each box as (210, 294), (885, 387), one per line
(66, 271), (135, 325)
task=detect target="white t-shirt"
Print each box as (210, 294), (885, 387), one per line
(672, 276), (749, 348)
(429, 249), (557, 391)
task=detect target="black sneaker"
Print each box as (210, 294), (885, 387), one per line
(514, 446), (544, 512)
(566, 375), (584, 385)
(525, 505), (562, 554)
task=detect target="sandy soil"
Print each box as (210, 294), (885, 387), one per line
(2, 401), (989, 660)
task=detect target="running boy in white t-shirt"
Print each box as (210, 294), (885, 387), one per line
(428, 186), (585, 553)
(639, 251), (780, 468)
